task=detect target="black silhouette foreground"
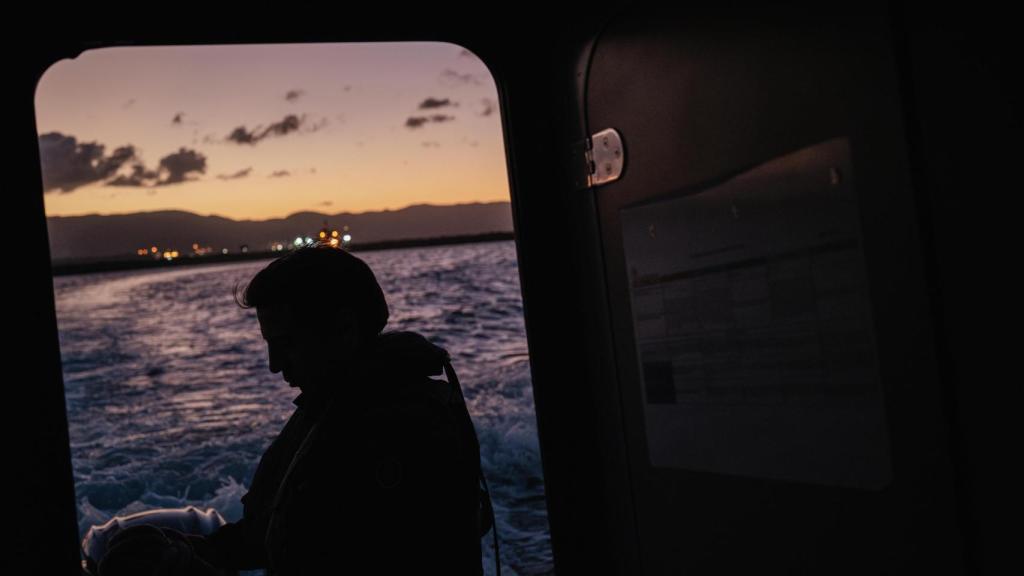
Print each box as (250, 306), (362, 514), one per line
(94, 245), (491, 576)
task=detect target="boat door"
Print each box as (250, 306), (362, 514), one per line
(573, 10), (964, 574)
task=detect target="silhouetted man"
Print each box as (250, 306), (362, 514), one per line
(185, 245), (486, 575)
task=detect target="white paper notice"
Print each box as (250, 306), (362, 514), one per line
(621, 138), (891, 489)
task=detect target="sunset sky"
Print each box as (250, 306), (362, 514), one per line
(35, 42), (509, 221)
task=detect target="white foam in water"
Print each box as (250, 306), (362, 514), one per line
(206, 477), (249, 523)
(56, 242), (553, 575)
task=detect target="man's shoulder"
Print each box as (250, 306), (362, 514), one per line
(365, 331), (449, 379)
(369, 379), (457, 434)
(358, 330), (458, 412)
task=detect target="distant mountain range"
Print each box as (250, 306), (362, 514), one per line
(46, 202), (514, 262)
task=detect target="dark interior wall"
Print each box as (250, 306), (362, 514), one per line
(14, 41), (82, 575)
(586, 9), (962, 574)
(893, 7), (1020, 573)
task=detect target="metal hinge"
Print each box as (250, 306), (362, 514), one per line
(572, 128), (625, 191)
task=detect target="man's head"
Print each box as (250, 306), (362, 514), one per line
(239, 246), (389, 393)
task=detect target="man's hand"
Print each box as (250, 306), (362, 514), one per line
(96, 525), (226, 576)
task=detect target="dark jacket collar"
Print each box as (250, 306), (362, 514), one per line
(292, 331), (449, 413)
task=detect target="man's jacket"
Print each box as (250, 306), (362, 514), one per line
(201, 331), (484, 575)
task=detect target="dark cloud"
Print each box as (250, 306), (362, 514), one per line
(480, 98), (496, 117)
(263, 115), (302, 138)
(107, 148), (206, 188)
(422, 141), (441, 148)
(319, 201), (333, 207)
(226, 114), (307, 145)
(172, 112), (184, 125)
(405, 114), (456, 130)
(418, 97), (456, 110)
(269, 170), (291, 178)
(158, 148), (206, 185)
(217, 167), (252, 180)
(107, 163), (159, 187)
(38, 132), (137, 192)
(440, 69), (482, 87)
(227, 126), (259, 145)
(285, 90), (305, 102)
(39, 132), (210, 191)
(122, 99), (136, 109)
(405, 116), (430, 129)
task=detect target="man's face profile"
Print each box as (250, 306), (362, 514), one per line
(256, 303), (359, 393)
(257, 305), (304, 389)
